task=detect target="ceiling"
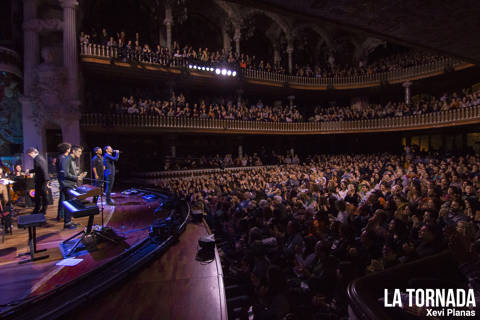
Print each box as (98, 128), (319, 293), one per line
(230, 0), (480, 64)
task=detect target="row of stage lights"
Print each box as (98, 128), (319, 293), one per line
(188, 64), (237, 77)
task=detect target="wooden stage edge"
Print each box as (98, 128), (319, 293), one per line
(60, 219), (228, 320)
(0, 193), (227, 320)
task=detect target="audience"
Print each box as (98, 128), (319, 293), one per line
(155, 152), (480, 319)
(92, 87), (480, 124)
(80, 28), (453, 79)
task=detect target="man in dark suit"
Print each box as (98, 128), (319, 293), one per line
(104, 146), (119, 205)
(60, 145), (86, 229)
(26, 147), (49, 214)
(91, 147), (104, 204)
(56, 142), (71, 222)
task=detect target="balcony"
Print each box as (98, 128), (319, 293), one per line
(81, 105), (480, 135)
(80, 43), (475, 90)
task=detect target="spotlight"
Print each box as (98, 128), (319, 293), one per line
(188, 65), (192, 69)
(193, 65), (197, 69)
(221, 69), (227, 75)
(215, 68), (221, 75)
(232, 71), (237, 77)
(202, 67), (206, 71)
(210, 68), (214, 72)
(227, 70), (232, 76)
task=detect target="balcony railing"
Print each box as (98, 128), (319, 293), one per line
(79, 43), (472, 88)
(81, 105), (480, 134)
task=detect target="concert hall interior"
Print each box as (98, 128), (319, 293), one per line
(1, 0), (480, 319)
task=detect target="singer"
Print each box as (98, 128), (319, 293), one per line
(104, 146), (119, 205)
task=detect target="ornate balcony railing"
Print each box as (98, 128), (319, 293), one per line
(79, 43), (473, 89)
(81, 105), (480, 135)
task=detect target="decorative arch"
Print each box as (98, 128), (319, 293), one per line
(239, 8), (292, 38)
(291, 23), (332, 50)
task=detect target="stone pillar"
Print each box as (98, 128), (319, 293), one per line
(61, 0), (81, 146)
(233, 27), (241, 56)
(61, 0), (79, 100)
(287, 46), (293, 74)
(20, 97), (45, 169)
(23, 0), (39, 96)
(403, 81), (412, 105)
(287, 95), (295, 107)
(238, 145), (243, 159)
(273, 45), (281, 65)
(22, 0), (40, 168)
(61, 105), (81, 145)
(222, 25), (231, 53)
(164, 6), (173, 51)
(236, 89), (243, 107)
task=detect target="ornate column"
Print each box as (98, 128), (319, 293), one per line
(236, 89), (243, 107)
(234, 27), (241, 56)
(61, 0), (81, 146)
(222, 24), (231, 53)
(164, 6), (173, 51)
(22, 0), (42, 168)
(61, 0), (79, 100)
(286, 45), (293, 74)
(273, 44), (281, 65)
(403, 81), (412, 105)
(238, 145), (243, 159)
(23, 0), (39, 96)
(287, 95), (295, 107)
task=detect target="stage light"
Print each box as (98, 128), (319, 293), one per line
(232, 71), (237, 77)
(193, 65), (197, 69)
(210, 68), (214, 72)
(201, 67), (206, 70)
(227, 70), (232, 76)
(215, 68), (221, 74)
(188, 65), (192, 69)
(221, 69), (227, 75)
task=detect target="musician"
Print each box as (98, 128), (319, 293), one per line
(13, 164), (25, 177)
(91, 147), (104, 204)
(0, 167), (9, 205)
(56, 142), (71, 222)
(104, 146), (119, 205)
(26, 147), (49, 215)
(60, 145), (86, 229)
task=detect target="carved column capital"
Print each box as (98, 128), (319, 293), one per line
(23, 18), (64, 32)
(60, 0), (78, 9)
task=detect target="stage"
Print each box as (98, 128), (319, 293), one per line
(0, 190), (226, 320)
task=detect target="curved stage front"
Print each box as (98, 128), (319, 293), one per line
(0, 189), (227, 320)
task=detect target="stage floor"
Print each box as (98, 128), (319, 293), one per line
(0, 192), (162, 313)
(61, 221), (227, 320)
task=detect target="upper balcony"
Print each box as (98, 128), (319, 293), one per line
(81, 104), (480, 135)
(79, 43), (475, 91)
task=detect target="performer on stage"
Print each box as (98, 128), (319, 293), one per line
(60, 145), (86, 229)
(56, 142), (71, 222)
(26, 147), (49, 214)
(0, 167), (10, 205)
(104, 146), (119, 206)
(91, 147), (104, 204)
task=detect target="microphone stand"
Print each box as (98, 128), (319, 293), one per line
(82, 177), (106, 228)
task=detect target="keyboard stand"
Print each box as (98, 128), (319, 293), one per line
(62, 214), (122, 257)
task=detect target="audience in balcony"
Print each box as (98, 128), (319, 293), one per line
(309, 88), (480, 122)
(157, 152), (480, 318)
(108, 93), (304, 122)
(80, 28), (453, 79)
(94, 87), (480, 124)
